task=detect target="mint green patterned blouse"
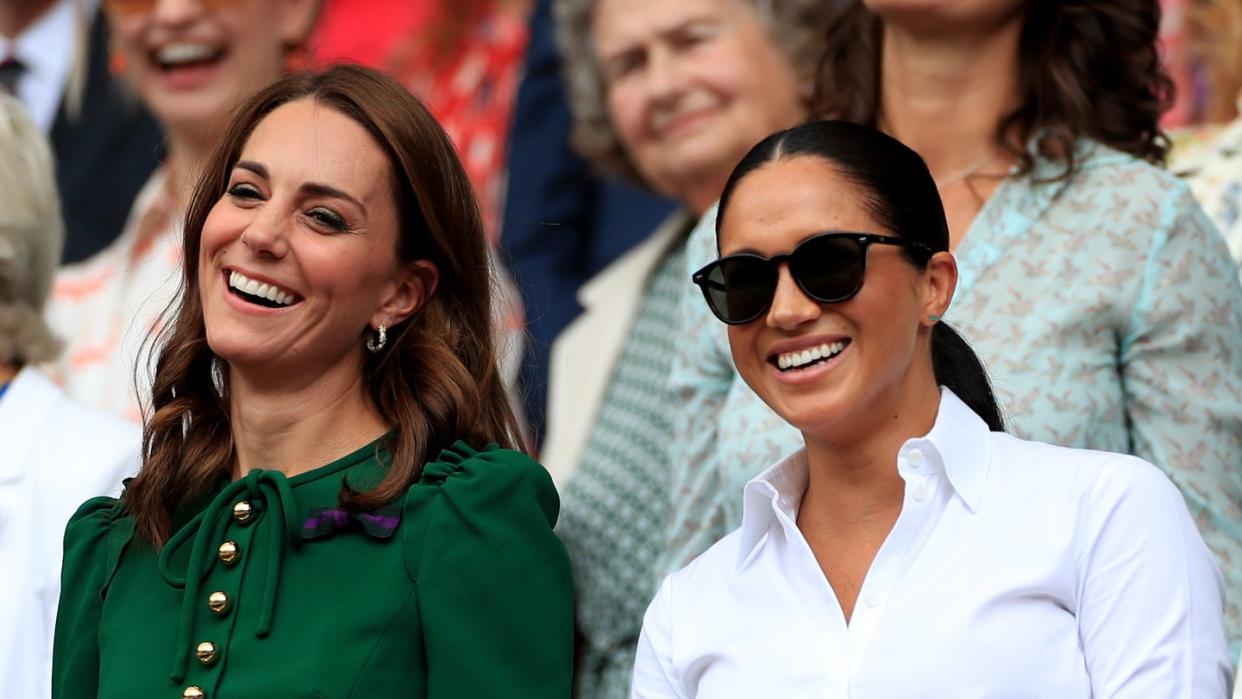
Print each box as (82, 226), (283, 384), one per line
(660, 141), (1242, 654)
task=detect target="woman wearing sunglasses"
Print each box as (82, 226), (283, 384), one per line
(632, 119), (1232, 698)
(661, 0), (1242, 653)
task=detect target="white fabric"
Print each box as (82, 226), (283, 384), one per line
(0, 0), (78, 132)
(46, 168), (180, 422)
(633, 389), (1232, 698)
(0, 367), (139, 699)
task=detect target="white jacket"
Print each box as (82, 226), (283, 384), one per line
(0, 367), (139, 699)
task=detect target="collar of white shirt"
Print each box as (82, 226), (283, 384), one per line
(736, 387), (989, 569)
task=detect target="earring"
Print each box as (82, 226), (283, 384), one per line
(366, 324), (387, 353)
(928, 314), (942, 323)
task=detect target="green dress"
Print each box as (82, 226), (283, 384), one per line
(52, 439), (574, 699)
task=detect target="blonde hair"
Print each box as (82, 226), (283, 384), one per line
(0, 95), (64, 365)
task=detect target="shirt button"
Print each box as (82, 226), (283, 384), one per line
(912, 485), (927, 502)
(196, 641), (219, 666)
(232, 501), (254, 523)
(865, 594), (882, 608)
(183, 686), (205, 699)
(907, 448), (925, 467)
(207, 591), (231, 615)
(217, 541), (240, 566)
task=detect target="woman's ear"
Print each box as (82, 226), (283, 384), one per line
(921, 251), (957, 327)
(371, 259), (439, 330)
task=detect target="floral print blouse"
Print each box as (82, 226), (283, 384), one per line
(661, 141), (1242, 654)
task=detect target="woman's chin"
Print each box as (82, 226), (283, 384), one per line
(204, 331), (280, 370)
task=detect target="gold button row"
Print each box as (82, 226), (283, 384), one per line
(181, 505), (253, 697)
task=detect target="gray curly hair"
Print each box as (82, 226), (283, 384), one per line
(554, 0), (835, 186)
(0, 95), (64, 366)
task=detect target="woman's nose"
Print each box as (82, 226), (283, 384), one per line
(766, 264), (820, 330)
(238, 208), (290, 259)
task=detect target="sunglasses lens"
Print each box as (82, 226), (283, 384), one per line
(704, 257), (777, 323)
(791, 235), (866, 302)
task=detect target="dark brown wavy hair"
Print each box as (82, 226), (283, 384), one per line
(127, 65), (523, 547)
(814, 0), (1175, 180)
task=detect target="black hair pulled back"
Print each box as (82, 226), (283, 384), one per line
(716, 120), (1005, 432)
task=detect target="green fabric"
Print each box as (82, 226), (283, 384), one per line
(52, 439), (574, 698)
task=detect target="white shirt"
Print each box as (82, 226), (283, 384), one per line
(0, 367), (139, 699)
(0, 0), (84, 133)
(633, 389), (1232, 698)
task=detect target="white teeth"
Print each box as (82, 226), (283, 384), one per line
(776, 341), (848, 371)
(228, 270), (296, 307)
(157, 43), (218, 66)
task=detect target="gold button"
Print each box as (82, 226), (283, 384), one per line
(217, 541), (240, 566)
(207, 591), (230, 615)
(232, 501), (253, 523)
(195, 641), (218, 666)
(183, 686), (205, 699)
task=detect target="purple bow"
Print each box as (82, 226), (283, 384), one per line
(301, 505), (402, 541)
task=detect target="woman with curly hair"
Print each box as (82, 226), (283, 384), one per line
(663, 0), (1242, 654)
(51, 65), (573, 699)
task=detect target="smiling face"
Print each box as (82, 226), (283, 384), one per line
(719, 155), (952, 438)
(198, 98), (430, 381)
(592, 0), (804, 213)
(105, 0), (316, 138)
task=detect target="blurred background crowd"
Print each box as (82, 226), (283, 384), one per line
(2, 0), (1242, 696)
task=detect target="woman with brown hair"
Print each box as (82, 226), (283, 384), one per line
(664, 0), (1242, 655)
(51, 65), (573, 699)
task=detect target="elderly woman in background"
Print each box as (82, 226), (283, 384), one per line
(663, 0), (1242, 656)
(46, 0), (319, 422)
(0, 95), (139, 699)
(544, 0), (834, 695)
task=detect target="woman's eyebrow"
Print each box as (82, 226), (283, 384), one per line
(236, 160), (268, 178)
(234, 160), (366, 213)
(300, 182), (366, 213)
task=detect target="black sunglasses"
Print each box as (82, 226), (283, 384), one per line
(691, 232), (932, 325)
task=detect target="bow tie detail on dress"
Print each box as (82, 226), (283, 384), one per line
(302, 506), (402, 540)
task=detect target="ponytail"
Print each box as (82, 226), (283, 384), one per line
(931, 323), (1005, 432)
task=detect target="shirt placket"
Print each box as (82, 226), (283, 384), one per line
(846, 444), (942, 682)
(177, 497), (262, 699)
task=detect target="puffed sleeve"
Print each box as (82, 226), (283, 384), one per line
(660, 207), (735, 576)
(52, 497), (125, 699)
(407, 442), (574, 698)
(632, 577), (688, 699)
(1074, 456), (1233, 697)
(1119, 188), (1242, 648)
